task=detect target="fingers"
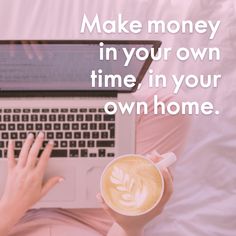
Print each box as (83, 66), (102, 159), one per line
(161, 169), (174, 204)
(7, 140), (16, 169)
(36, 140), (54, 174)
(41, 176), (64, 197)
(96, 193), (115, 217)
(145, 150), (163, 163)
(26, 132), (44, 169)
(18, 133), (34, 167)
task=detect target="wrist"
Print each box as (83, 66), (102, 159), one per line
(0, 200), (24, 229)
(109, 222), (144, 236)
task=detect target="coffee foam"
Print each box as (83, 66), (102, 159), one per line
(101, 156), (163, 215)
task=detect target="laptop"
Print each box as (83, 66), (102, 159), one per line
(0, 40), (162, 208)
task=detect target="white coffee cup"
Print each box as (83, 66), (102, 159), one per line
(100, 152), (176, 216)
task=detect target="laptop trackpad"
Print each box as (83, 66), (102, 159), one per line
(85, 166), (104, 203)
(41, 165), (76, 202)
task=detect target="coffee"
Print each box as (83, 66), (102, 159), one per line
(101, 155), (163, 216)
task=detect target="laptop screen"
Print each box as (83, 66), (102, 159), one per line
(0, 40), (161, 92)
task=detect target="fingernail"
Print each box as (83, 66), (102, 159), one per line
(49, 140), (54, 145)
(58, 178), (64, 183)
(28, 133), (34, 139)
(38, 132), (44, 138)
(9, 139), (14, 146)
(96, 193), (103, 203)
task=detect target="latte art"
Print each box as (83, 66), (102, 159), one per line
(101, 156), (163, 215)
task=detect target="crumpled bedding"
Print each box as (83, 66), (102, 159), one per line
(0, 0), (235, 235)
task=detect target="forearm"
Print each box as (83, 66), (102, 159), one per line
(0, 202), (24, 236)
(107, 223), (144, 236)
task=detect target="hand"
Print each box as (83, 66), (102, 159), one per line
(0, 133), (63, 224)
(98, 154), (173, 235)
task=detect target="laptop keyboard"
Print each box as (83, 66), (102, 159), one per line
(0, 108), (115, 158)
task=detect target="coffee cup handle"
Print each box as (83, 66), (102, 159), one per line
(155, 152), (177, 170)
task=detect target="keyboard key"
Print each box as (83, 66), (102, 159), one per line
(76, 115), (83, 121)
(74, 132), (81, 139)
(17, 124), (25, 130)
(51, 149), (67, 158)
(90, 123), (97, 130)
(32, 109), (40, 113)
(61, 108), (68, 113)
(85, 114), (92, 121)
(42, 109), (49, 113)
(98, 149), (106, 157)
(35, 123), (43, 130)
(49, 115), (56, 121)
(89, 153), (97, 157)
(54, 123), (61, 130)
(54, 141), (59, 148)
(20, 132), (27, 139)
(108, 153), (115, 157)
(10, 133), (18, 139)
(87, 140), (94, 147)
(92, 132), (99, 139)
(0, 124), (6, 130)
(60, 141), (68, 148)
(63, 124), (70, 130)
(67, 115), (74, 121)
(96, 141), (115, 147)
(31, 115), (38, 122)
(13, 109), (21, 113)
(69, 141), (77, 148)
(104, 114), (115, 121)
(78, 141), (85, 147)
(22, 115), (29, 122)
(98, 108), (105, 113)
(43, 141), (48, 148)
(2, 133), (9, 139)
(23, 109), (31, 113)
(47, 132), (54, 139)
(95, 114), (102, 121)
(79, 108), (87, 113)
(14, 149), (21, 157)
(81, 149), (88, 157)
(0, 141), (4, 148)
(13, 115), (20, 122)
(70, 108), (78, 113)
(56, 132), (63, 139)
(69, 149), (79, 157)
(3, 115), (11, 122)
(58, 115), (65, 121)
(99, 123), (106, 130)
(65, 132), (72, 139)
(4, 109), (11, 113)
(8, 124), (15, 130)
(40, 115), (47, 122)
(101, 132), (108, 139)
(51, 108), (59, 113)
(15, 141), (23, 148)
(81, 123), (88, 130)
(44, 123), (52, 130)
(26, 124), (34, 130)
(83, 132), (90, 139)
(72, 124), (79, 130)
